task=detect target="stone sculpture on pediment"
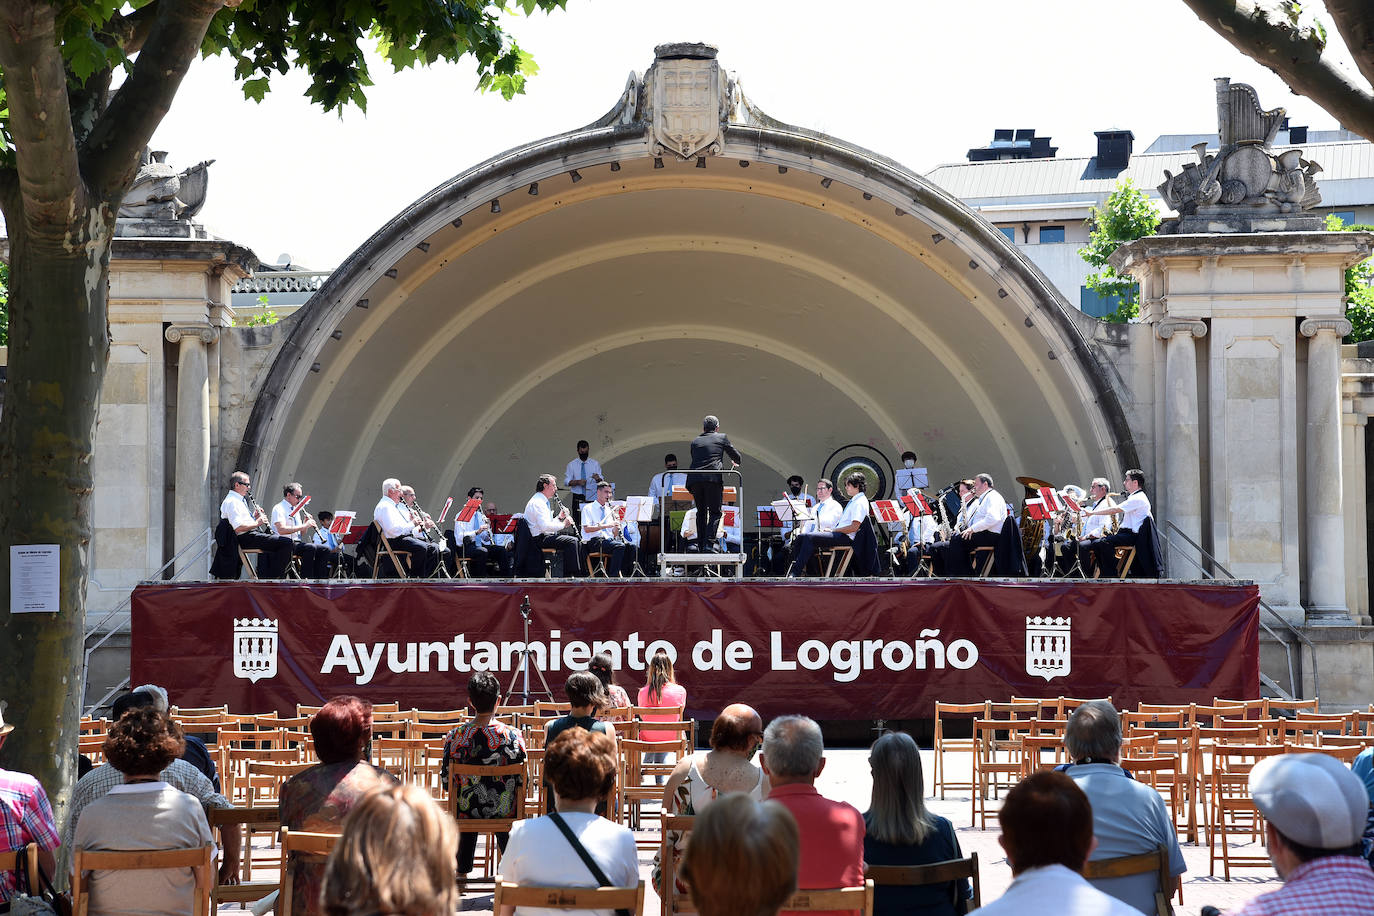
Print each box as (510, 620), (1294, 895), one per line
(647, 42), (726, 160)
(1157, 78), (1323, 233)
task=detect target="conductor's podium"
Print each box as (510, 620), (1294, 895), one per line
(657, 550), (747, 578)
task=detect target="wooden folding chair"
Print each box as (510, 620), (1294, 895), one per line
(932, 701), (985, 799)
(618, 737), (687, 839)
(372, 521), (412, 579)
(373, 736), (434, 784)
(73, 844), (214, 916)
(971, 546), (995, 577)
(244, 760), (315, 806)
(781, 880), (874, 915)
(659, 814), (695, 916)
(238, 546), (264, 580)
(495, 879), (645, 914)
(449, 762), (526, 887)
(824, 545), (854, 577)
(1114, 545), (1136, 577)
(172, 705), (229, 717)
(1264, 697), (1319, 717)
(973, 717), (1035, 827)
(1083, 845), (1176, 916)
(209, 806), (281, 907)
(1126, 724), (1198, 841)
(279, 829), (340, 916)
(1208, 743), (1287, 878)
(865, 855), (980, 911)
(1121, 754), (1187, 846)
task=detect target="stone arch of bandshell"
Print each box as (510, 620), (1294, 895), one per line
(237, 116), (1138, 513)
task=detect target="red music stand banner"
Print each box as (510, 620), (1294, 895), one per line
(132, 580), (1260, 720)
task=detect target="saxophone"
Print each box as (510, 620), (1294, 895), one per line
(932, 485), (954, 542)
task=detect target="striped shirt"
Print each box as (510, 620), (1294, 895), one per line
(0, 768), (60, 902)
(1234, 856), (1374, 915)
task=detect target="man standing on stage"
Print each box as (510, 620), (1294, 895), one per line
(647, 453), (685, 504)
(525, 473), (583, 577)
(564, 439), (603, 524)
(220, 470), (293, 578)
(374, 478), (440, 577)
(688, 415), (741, 555)
(271, 482), (332, 578)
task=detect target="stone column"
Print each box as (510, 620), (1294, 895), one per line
(1301, 317), (1352, 619)
(166, 324), (217, 577)
(1340, 384), (1368, 623)
(1156, 318), (1207, 575)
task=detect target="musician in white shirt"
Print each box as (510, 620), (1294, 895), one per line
(901, 501), (939, 575)
(219, 470), (293, 578)
(943, 473), (1006, 576)
(525, 473), (582, 576)
(787, 474), (869, 577)
(647, 454), (685, 504)
(454, 486), (511, 577)
(373, 477), (440, 577)
(564, 439), (603, 523)
(1073, 479), (1116, 576)
(270, 482), (332, 578)
(1087, 469), (1153, 577)
(582, 482), (636, 576)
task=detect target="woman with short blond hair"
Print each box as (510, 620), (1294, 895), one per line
(680, 793), (799, 916)
(321, 784), (458, 916)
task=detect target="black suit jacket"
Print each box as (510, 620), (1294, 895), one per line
(689, 432), (742, 483)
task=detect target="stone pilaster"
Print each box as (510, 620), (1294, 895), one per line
(1301, 318), (1352, 619)
(166, 324), (218, 577)
(1340, 374), (1368, 623)
(1155, 318), (1207, 575)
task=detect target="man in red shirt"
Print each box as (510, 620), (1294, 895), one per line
(761, 715), (865, 915)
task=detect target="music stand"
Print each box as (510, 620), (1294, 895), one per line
(505, 595), (553, 704)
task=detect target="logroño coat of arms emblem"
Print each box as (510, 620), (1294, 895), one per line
(1025, 616), (1071, 682)
(233, 617), (278, 683)
(651, 56), (723, 161)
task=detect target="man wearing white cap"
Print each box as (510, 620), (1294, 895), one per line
(1231, 752), (1374, 915)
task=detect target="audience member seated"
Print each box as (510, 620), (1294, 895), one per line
(638, 649), (688, 780)
(497, 728), (638, 916)
(681, 792), (800, 916)
(0, 703), (60, 908)
(73, 708), (217, 916)
(656, 704), (768, 895)
(1062, 700), (1185, 912)
(760, 715), (865, 914)
(439, 672), (526, 889)
(1231, 753), (1374, 916)
(280, 696), (399, 916)
(545, 672), (617, 815)
(864, 731), (972, 915)
(61, 695), (236, 890)
(588, 652), (632, 721)
(319, 784), (458, 916)
(976, 771), (1137, 915)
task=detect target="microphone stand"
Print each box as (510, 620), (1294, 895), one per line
(505, 595), (554, 705)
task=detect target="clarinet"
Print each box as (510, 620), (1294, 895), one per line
(550, 493), (574, 532)
(246, 488), (272, 534)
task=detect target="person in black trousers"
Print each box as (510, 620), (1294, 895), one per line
(688, 415), (742, 554)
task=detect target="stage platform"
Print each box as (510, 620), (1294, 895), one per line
(131, 577), (1260, 720)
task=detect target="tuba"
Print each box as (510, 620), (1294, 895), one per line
(1015, 475), (1055, 568)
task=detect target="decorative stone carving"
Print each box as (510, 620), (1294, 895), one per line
(1301, 317), (1354, 338)
(1155, 318), (1208, 340)
(117, 150), (215, 240)
(647, 42), (726, 160)
(1158, 79), (1323, 234)
(164, 325), (218, 345)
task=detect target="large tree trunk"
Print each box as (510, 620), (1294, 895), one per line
(0, 203), (113, 823)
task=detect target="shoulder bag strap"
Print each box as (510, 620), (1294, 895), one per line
(546, 812), (630, 916)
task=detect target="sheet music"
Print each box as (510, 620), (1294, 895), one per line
(625, 495), (654, 522)
(771, 499), (815, 522)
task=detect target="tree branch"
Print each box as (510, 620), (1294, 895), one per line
(0, 2), (86, 239)
(82, 0), (224, 199)
(1180, 0), (1374, 142)
(1326, 0), (1374, 90)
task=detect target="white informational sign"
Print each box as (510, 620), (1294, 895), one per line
(10, 544), (59, 613)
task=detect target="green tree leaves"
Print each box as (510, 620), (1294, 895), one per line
(1079, 179), (1161, 323)
(1326, 214), (1374, 343)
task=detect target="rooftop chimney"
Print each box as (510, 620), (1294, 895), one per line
(1094, 129), (1134, 170)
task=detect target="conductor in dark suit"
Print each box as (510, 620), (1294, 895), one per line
(688, 415), (742, 554)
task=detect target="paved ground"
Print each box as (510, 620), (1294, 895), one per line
(432, 747), (1282, 915)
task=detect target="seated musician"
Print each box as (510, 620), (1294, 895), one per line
(581, 482), (636, 577)
(311, 510), (355, 577)
(219, 470), (294, 578)
(454, 487), (512, 577)
(524, 474), (582, 577)
(1088, 469), (1152, 577)
(400, 485), (451, 562)
(787, 473), (868, 577)
(928, 477), (983, 576)
(271, 482), (332, 578)
(902, 494), (939, 575)
(484, 501), (515, 552)
(1074, 479), (1116, 576)
(945, 473), (1007, 575)
(373, 478), (440, 577)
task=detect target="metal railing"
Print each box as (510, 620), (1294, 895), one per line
(81, 527), (215, 714)
(1162, 520), (1315, 700)
(658, 468), (746, 578)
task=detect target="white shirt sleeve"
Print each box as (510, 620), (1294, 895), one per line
(966, 490), (1007, 534)
(839, 493), (869, 530)
(524, 493), (563, 536)
(270, 500), (301, 541)
(374, 497), (415, 539)
(220, 492), (254, 529)
(581, 501), (609, 542)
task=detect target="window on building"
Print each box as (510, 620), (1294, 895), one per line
(1039, 225), (1065, 244)
(998, 226), (1016, 243)
(1080, 285), (1133, 319)
(1331, 210), (1356, 226)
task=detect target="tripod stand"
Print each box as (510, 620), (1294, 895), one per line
(505, 595), (554, 705)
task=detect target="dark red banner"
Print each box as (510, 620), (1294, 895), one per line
(130, 580), (1260, 719)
